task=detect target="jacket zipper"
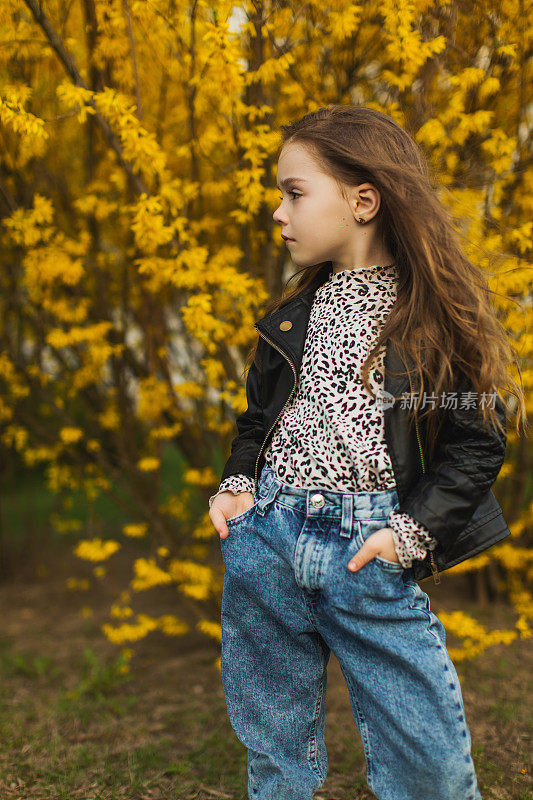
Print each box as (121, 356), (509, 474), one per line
(405, 361), (440, 585)
(253, 325), (298, 492)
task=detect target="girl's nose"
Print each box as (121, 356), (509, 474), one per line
(273, 206), (286, 224)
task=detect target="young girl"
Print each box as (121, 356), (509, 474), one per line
(208, 106), (526, 800)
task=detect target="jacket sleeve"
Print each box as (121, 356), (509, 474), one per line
(219, 337), (265, 486)
(397, 372), (507, 551)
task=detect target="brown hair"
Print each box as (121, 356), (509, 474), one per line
(244, 105), (528, 455)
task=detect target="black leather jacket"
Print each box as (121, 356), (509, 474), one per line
(220, 262), (510, 584)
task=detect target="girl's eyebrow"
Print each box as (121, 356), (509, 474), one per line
(276, 177), (308, 189)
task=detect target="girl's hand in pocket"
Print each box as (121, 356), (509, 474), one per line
(347, 527), (400, 571)
(209, 491), (255, 540)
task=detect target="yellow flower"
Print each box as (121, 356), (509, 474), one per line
(102, 613), (159, 644)
(122, 523), (148, 538)
(197, 619), (222, 644)
(158, 614), (188, 636)
(111, 604), (134, 619)
(137, 457), (160, 472)
(74, 538), (121, 562)
(130, 558), (172, 590)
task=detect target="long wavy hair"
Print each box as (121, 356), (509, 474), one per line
(244, 105), (528, 454)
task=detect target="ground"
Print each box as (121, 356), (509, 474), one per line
(0, 543), (531, 800)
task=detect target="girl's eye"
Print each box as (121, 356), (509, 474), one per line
(278, 191), (301, 202)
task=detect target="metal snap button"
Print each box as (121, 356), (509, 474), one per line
(311, 493), (325, 508)
(279, 320), (292, 331)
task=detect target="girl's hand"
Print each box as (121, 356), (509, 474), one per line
(209, 491), (255, 540)
(347, 527), (400, 571)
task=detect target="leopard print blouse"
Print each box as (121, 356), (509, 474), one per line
(209, 262), (438, 568)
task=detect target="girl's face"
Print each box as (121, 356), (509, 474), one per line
(273, 142), (386, 271)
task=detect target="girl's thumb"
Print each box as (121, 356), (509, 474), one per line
(212, 509), (229, 539)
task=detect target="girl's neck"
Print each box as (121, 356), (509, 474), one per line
(332, 262), (396, 275)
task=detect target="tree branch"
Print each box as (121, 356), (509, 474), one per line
(22, 0), (149, 196)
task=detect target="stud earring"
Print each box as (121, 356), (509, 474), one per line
(354, 201), (366, 224)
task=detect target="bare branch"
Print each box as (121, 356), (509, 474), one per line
(22, 0), (149, 196)
(122, 0), (144, 120)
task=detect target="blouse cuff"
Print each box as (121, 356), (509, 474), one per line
(209, 474), (256, 509)
(387, 509), (439, 569)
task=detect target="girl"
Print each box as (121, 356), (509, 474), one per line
(208, 106), (526, 800)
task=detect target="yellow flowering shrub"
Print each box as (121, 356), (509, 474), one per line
(436, 610), (527, 662)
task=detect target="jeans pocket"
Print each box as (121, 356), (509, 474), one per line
(226, 501), (258, 527)
(357, 518), (405, 571)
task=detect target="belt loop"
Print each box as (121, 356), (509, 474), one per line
(255, 481), (281, 516)
(340, 493), (353, 539)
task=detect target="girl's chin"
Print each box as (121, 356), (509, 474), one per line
(290, 252), (326, 268)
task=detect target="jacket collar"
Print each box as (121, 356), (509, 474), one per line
(254, 262), (413, 399)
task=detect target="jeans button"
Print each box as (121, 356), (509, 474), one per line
(311, 493), (325, 508)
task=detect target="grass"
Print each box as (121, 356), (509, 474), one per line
(0, 640), (247, 799)
(0, 574), (530, 800)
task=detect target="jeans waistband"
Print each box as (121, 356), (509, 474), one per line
(256, 464), (400, 522)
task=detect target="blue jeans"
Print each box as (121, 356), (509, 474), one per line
(220, 464), (482, 800)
